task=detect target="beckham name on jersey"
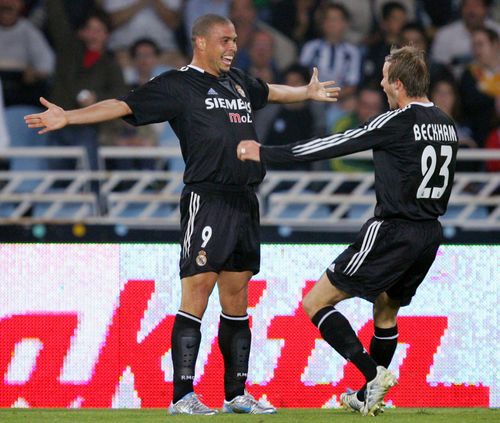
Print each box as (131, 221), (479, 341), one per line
(413, 123), (458, 142)
(205, 97), (253, 124)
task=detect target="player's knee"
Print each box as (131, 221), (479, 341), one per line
(373, 313), (398, 328)
(373, 305), (398, 327)
(302, 292), (320, 319)
(373, 293), (400, 327)
(194, 288), (213, 309)
(180, 287), (213, 316)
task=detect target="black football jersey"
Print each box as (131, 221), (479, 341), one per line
(261, 102), (458, 220)
(121, 65), (268, 186)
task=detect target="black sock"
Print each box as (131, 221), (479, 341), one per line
(171, 311), (201, 403)
(218, 312), (251, 401)
(357, 325), (399, 401)
(312, 306), (377, 383)
(370, 325), (398, 367)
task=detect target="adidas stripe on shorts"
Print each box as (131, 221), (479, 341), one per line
(179, 185), (260, 278)
(326, 217), (442, 306)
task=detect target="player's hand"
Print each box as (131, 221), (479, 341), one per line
(306, 67), (340, 102)
(24, 97), (68, 135)
(237, 140), (261, 162)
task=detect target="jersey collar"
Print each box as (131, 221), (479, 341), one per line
(187, 64), (205, 73)
(187, 64), (228, 81)
(409, 101), (434, 107)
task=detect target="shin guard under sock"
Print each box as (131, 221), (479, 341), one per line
(171, 311), (202, 403)
(218, 312), (251, 401)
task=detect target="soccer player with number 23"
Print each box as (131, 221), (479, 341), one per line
(238, 45), (458, 416)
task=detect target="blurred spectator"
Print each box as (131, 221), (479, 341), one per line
(330, 86), (384, 172)
(363, 2), (408, 88)
(399, 22), (455, 86)
(105, 37), (169, 171)
(468, 27), (500, 98)
(0, 78), (9, 148)
(270, 0), (320, 47)
(45, 0), (125, 182)
(230, 0), (297, 72)
(103, 122), (159, 172)
(459, 27), (500, 148)
(417, 0), (457, 30)
(247, 30), (279, 83)
(373, 0), (417, 24)
(431, 0), (500, 79)
(183, 0), (230, 45)
(0, 0), (54, 107)
(55, 0), (105, 29)
(123, 38), (171, 87)
(0, 78), (8, 173)
(430, 78), (481, 171)
(300, 3), (362, 127)
(102, 0), (183, 66)
(300, 3), (361, 91)
(333, 0), (376, 44)
(485, 125), (500, 172)
(431, 79), (477, 148)
(494, 0), (500, 22)
(255, 64), (324, 170)
(28, 1), (106, 30)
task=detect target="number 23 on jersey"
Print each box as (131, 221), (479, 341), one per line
(417, 145), (453, 199)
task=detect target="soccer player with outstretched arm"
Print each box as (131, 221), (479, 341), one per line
(25, 14), (339, 415)
(238, 45), (458, 416)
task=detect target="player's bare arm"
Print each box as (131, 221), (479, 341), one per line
(24, 97), (132, 135)
(237, 140), (261, 162)
(267, 67), (340, 103)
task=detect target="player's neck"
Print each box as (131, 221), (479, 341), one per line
(398, 96), (430, 108)
(190, 58), (222, 78)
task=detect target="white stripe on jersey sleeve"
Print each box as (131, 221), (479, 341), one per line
(291, 106), (410, 157)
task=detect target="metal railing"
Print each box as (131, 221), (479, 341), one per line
(0, 147), (498, 229)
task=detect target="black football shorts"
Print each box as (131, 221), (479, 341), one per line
(326, 217), (442, 306)
(179, 185), (260, 278)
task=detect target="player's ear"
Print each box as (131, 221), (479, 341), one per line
(196, 36), (206, 50)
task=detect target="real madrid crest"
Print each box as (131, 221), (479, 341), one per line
(235, 84), (246, 98)
(196, 250), (207, 266)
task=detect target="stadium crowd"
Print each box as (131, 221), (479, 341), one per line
(0, 0), (499, 173)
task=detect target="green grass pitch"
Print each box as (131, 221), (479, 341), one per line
(0, 408), (497, 423)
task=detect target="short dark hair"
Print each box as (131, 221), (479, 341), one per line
(385, 45), (429, 97)
(281, 63), (311, 84)
(324, 3), (350, 22)
(130, 38), (161, 58)
(472, 26), (500, 43)
(191, 14), (232, 43)
(430, 78), (462, 120)
(382, 1), (407, 20)
(461, 0), (492, 9)
(357, 81), (383, 95)
(79, 8), (112, 33)
(400, 22), (429, 48)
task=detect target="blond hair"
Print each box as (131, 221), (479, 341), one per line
(385, 45), (430, 97)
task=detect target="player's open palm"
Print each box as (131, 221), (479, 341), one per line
(307, 67), (340, 102)
(24, 97), (68, 135)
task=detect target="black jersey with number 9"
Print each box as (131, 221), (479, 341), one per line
(121, 65), (269, 187)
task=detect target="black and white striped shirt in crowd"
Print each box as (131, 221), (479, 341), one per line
(299, 39), (362, 87)
(260, 102), (459, 221)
